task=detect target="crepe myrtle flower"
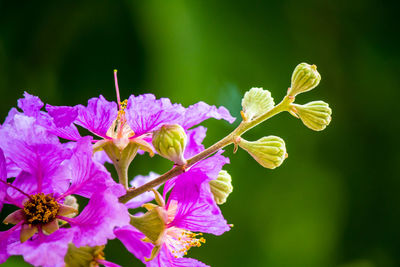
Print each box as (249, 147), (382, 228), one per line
(0, 137), (130, 266)
(44, 71), (235, 148)
(41, 71), (235, 188)
(115, 127), (231, 266)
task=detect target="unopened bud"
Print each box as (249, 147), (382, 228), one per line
(209, 170), (233, 205)
(152, 124), (187, 165)
(290, 101), (332, 131)
(288, 63), (321, 97)
(64, 244), (105, 267)
(241, 87), (274, 121)
(238, 136), (287, 169)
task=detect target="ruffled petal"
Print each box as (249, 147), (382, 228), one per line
(147, 246), (209, 267)
(17, 92), (43, 117)
(184, 126), (207, 159)
(125, 94), (185, 137)
(125, 172), (159, 209)
(61, 137), (116, 198)
(7, 228), (74, 267)
(0, 149), (7, 211)
(0, 223), (22, 264)
(75, 95), (118, 139)
(0, 112), (71, 193)
(46, 105), (78, 128)
(114, 225), (152, 264)
(168, 153), (230, 235)
(93, 150), (112, 165)
(68, 188), (130, 247)
(181, 102), (235, 129)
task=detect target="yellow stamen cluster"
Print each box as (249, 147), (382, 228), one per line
(117, 99), (128, 120)
(170, 230), (206, 258)
(23, 193), (59, 225)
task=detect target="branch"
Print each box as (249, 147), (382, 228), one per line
(118, 96), (292, 204)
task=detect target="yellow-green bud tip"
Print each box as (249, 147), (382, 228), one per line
(288, 62), (321, 97)
(290, 101), (332, 131)
(152, 124), (187, 165)
(241, 87), (274, 121)
(209, 170), (233, 205)
(238, 136), (287, 169)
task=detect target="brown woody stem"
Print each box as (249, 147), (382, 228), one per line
(118, 96), (293, 204)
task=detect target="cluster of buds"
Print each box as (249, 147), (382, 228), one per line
(236, 62), (332, 169)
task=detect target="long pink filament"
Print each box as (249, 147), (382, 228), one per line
(114, 69), (121, 110)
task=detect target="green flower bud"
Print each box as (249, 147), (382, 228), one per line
(288, 63), (321, 97)
(64, 244), (106, 267)
(241, 87), (274, 121)
(290, 101), (332, 131)
(209, 170), (233, 205)
(238, 136), (287, 169)
(152, 124), (187, 165)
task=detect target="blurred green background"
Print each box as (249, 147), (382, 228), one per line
(1, 0), (399, 266)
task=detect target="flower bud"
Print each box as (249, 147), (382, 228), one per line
(241, 87), (274, 121)
(64, 244), (105, 267)
(288, 63), (321, 97)
(209, 170), (233, 205)
(152, 124), (187, 165)
(238, 136), (287, 169)
(290, 101), (332, 131)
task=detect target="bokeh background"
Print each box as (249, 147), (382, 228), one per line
(1, 1), (399, 266)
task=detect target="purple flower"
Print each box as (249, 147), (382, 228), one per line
(0, 133), (130, 266)
(115, 142), (230, 266)
(43, 89), (235, 152)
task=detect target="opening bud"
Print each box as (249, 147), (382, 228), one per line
(290, 101), (332, 131)
(209, 170), (233, 205)
(152, 124), (187, 165)
(238, 136), (287, 169)
(288, 63), (321, 97)
(241, 87), (274, 121)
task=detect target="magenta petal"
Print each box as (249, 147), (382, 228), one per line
(147, 246), (209, 267)
(168, 153), (230, 235)
(0, 223), (22, 264)
(93, 150), (112, 165)
(70, 189), (130, 247)
(75, 95), (118, 138)
(114, 225), (152, 264)
(7, 228), (74, 267)
(97, 259), (122, 267)
(0, 149), (7, 211)
(62, 137), (116, 198)
(17, 92), (44, 117)
(125, 172), (159, 209)
(184, 126), (207, 159)
(46, 105), (79, 128)
(181, 101), (236, 129)
(125, 94), (185, 137)
(172, 181), (230, 236)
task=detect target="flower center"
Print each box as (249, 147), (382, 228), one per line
(106, 99), (135, 139)
(165, 227), (206, 258)
(23, 193), (59, 225)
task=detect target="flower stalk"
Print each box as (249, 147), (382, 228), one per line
(119, 95), (294, 203)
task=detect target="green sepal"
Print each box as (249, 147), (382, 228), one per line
(130, 208), (166, 245)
